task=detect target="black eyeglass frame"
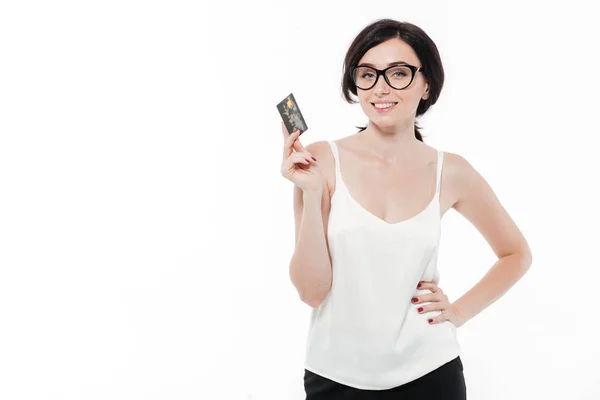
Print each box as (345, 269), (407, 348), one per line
(351, 63), (424, 90)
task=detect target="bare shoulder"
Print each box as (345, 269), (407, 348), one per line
(441, 151), (471, 183)
(305, 140), (332, 158)
(441, 151), (487, 203)
(439, 150), (488, 210)
(302, 133), (367, 196)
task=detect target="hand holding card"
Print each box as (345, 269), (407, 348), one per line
(280, 116), (322, 193)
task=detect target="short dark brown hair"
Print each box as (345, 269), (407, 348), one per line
(341, 19), (445, 142)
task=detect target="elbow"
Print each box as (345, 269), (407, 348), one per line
(300, 287), (330, 308)
(522, 238), (533, 267)
(512, 249), (532, 272)
(301, 294), (326, 308)
(290, 261), (332, 308)
(505, 245), (532, 269)
(521, 248), (533, 269)
(526, 251), (533, 268)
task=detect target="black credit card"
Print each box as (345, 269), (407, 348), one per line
(276, 93), (308, 136)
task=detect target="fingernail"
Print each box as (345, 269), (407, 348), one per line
(417, 283), (422, 288)
(411, 297), (418, 303)
(418, 307), (423, 312)
(428, 319), (433, 323)
(312, 157), (317, 161)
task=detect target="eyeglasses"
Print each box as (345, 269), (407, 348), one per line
(351, 63), (424, 90)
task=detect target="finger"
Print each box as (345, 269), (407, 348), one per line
(292, 135), (307, 153)
(281, 122), (299, 143)
(281, 123), (304, 145)
(414, 292), (446, 305)
(293, 151), (317, 163)
(427, 310), (449, 325)
(417, 280), (432, 289)
(411, 293), (437, 305)
(287, 136), (313, 160)
(283, 129), (301, 158)
(417, 281), (439, 292)
(416, 302), (446, 314)
(290, 152), (314, 165)
(284, 153), (316, 170)
(281, 123), (307, 152)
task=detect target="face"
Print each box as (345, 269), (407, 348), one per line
(354, 38), (429, 128)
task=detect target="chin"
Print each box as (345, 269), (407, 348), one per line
(370, 111), (399, 122)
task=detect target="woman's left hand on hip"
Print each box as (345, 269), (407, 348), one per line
(412, 280), (464, 328)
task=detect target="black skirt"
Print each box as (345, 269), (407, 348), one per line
(304, 356), (466, 400)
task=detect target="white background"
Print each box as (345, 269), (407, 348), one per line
(1, 1), (599, 399)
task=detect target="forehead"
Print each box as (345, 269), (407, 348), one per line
(358, 38), (419, 67)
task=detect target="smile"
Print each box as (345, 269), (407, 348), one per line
(371, 102), (398, 112)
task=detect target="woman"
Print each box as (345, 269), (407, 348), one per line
(280, 19), (532, 399)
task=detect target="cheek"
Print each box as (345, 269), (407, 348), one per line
(358, 97), (372, 111)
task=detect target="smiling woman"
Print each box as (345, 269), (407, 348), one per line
(280, 17), (532, 400)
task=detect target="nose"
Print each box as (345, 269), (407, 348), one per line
(373, 73), (391, 94)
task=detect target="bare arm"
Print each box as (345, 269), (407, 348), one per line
(450, 153), (533, 326)
(289, 142), (333, 308)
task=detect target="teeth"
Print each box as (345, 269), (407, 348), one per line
(374, 103), (396, 109)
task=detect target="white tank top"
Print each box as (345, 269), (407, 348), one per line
(303, 140), (461, 390)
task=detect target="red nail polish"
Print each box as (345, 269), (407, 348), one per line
(417, 283), (422, 288)
(428, 319), (433, 323)
(312, 157), (317, 161)
(418, 307), (423, 312)
(411, 297), (418, 303)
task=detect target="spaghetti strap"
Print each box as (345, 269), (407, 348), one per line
(328, 141), (343, 192)
(435, 150), (444, 196)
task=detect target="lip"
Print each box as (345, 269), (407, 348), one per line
(371, 102), (398, 112)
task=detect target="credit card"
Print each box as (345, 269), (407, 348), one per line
(276, 93), (308, 136)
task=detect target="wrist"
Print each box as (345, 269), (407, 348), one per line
(302, 185), (324, 199)
(451, 302), (468, 327)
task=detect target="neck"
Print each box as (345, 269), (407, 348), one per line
(358, 120), (422, 163)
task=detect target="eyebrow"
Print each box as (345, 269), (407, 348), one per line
(358, 61), (410, 68)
